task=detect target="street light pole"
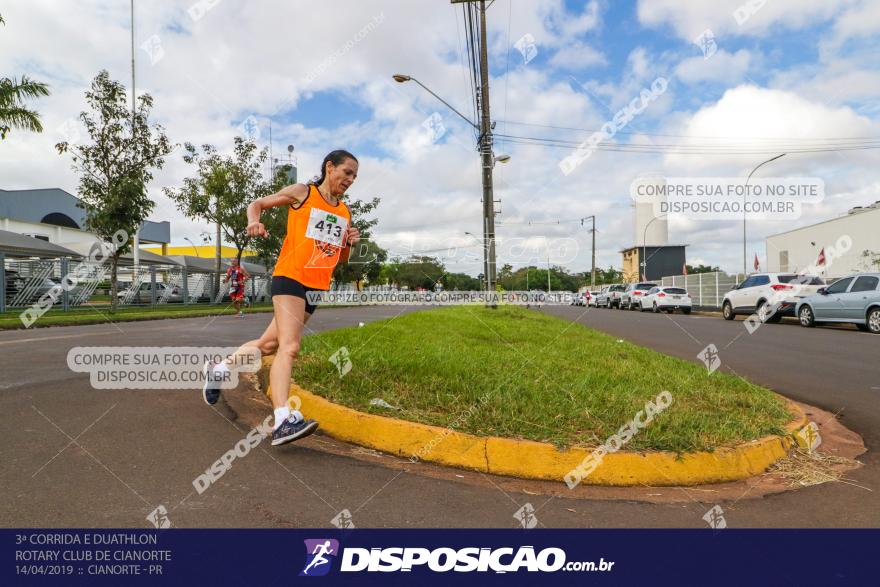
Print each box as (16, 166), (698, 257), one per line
(582, 215), (596, 287)
(642, 214), (667, 281)
(184, 237), (200, 258)
(743, 153), (786, 275)
(396, 0), (499, 301)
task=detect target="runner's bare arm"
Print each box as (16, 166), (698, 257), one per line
(246, 183), (309, 237)
(340, 226), (361, 263)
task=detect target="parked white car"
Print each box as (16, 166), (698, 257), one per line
(586, 290), (601, 307)
(621, 282), (658, 310)
(796, 273), (880, 334)
(722, 273), (825, 323)
(639, 286), (692, 314)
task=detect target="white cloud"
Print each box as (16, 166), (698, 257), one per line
(675, 49), (753, 84)
(548, 42), (606, 70)
(637, 0), (856, 40)
(1, 1), (878, 277)
(824, 0), (880, 48)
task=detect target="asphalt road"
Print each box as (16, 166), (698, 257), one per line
(1, 304), (877, 528)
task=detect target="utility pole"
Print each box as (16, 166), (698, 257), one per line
(130, 0), (140, 271)
(547, 251), (551, 294)
(215, 194), (221, 300)
(582, 215), (596, 287)
(451, 0), (497, 296)
(591, 216), (596, 287)
(478, 1), (497, 294)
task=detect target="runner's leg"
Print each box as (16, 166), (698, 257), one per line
(269, 294), (319, 445)
(269, 294), (307, 410)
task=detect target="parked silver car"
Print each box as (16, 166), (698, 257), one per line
(795, 273), (880, 334)
(597, 284), (626, 308)
(117, 282), (183, 304)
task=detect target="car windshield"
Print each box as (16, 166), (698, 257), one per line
(778, 274), (824, 285)
(664, 288), (687, 294)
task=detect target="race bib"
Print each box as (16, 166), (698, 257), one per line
(305, 208), (348, 247)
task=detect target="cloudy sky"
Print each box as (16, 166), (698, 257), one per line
(2, 0), (879, 276)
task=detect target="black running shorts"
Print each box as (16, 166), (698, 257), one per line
(270, 276), (322, 315)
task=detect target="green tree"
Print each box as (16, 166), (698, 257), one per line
(0, 14), (50, 139)
(332, 196), (383, 289)
(378, 259), (403, 287)
(859, 249), (880, 271)
(165, 137), (272, 266)
(596, 265), (623, 285)
(247, 167), (291, 270)
(396, 256), (445, 290)
(686, 263), (720, 274)
(442, 272), (481, 290)
(56, 70), (171, 310)
(336, 240), (388, 289)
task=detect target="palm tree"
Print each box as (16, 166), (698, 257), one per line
(0, 14), (50, 139)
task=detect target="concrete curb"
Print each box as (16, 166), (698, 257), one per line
(259, 356), (808, 486)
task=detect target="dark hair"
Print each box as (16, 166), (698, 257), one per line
(311, 150), (358, 186)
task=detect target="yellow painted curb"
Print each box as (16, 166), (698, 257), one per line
(259, 356), (808, 486)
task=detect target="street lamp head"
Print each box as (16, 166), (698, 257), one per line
(392, 74), (412, 83)
(494, 153), (511, 164)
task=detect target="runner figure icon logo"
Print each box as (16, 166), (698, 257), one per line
(300, 539), (340, 577)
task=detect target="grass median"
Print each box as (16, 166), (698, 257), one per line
(295, 305), (792, 453)
(0, 303), (274, 329)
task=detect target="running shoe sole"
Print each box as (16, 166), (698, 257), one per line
(202, 361), (221, 405)
(271, 420), (319, 446)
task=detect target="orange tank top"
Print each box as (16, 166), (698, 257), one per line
(273, 184), (351, 289)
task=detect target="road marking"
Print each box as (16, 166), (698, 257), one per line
(0, 330), (119, 346)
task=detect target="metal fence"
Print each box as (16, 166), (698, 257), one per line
(659, 270), (848, 309)
(660, 272), (748, 309)
(1, 253), (270, 313)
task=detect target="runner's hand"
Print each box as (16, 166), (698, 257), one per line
(247, 221), (268, 237)
(345, 226), (361, 246)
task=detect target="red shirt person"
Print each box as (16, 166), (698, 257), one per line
(225, 259), (250, 315)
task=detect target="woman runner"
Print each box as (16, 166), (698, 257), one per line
(203, 150), (360, 446)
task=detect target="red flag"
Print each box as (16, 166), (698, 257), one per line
(816, 247), (826, 267)
(753, 253), (760, 271)
(682, 263), (688, 276)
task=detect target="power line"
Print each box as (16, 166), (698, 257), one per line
(497, 134), (880, 155)
(496, 133), (880, 148)
(497, 216), (597, 226)
(494, 118), (880, 142)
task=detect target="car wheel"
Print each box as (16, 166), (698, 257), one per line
(798, 305), (815, 328)
(682, 308), (691, 315)
(722, 301), (735, 320)
(652, 303), (659, 313)
(759, 300), (783, 323)
(757, 300), (772, 323)
(638, 302), (645, 312)
(867, 308), (880, 334)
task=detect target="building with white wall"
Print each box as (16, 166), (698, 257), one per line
(0, 188), (169, 252)
(765, 202), (880, 278)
